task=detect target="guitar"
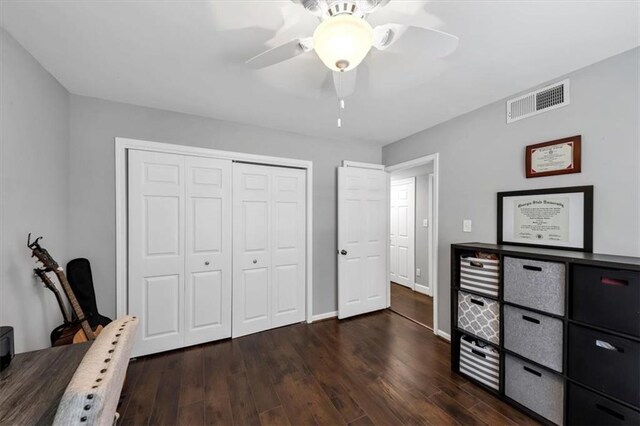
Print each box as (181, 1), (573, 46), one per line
(28, 234), (103, 344)
(33, 268), (73, 324)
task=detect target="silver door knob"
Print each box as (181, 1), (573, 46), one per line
(204, 261), (210, 266)
(253, 259), (257, 264)
(340, 249), (348, 255)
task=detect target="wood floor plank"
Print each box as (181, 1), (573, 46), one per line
(468, 401), (518, 426)
(117, 312), (541, 426)
(178, 400), (205, 426)
(286, 324), (365, 423)
(203, 341), (234, 426)
(459, 382), (540, 426)
(118, 357), (145, 416)
(180, 345), (205, 407)
(120, 353), (167, 425)
(259, 406), (291, 426)
(149, 351), (183, 426)
(348, 415), (375, 426)
(390, 282), (434, 328)
(429, 391), (487, 426)
(227, 371), (261, 426)
(239, 337), (281, 413)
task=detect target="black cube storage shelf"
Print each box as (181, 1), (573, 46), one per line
(451, 243), (640, 426)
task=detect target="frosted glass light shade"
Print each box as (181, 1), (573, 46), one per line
(313, 14), (373, 72)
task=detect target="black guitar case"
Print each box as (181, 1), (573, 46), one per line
(66, 258), (112, 329)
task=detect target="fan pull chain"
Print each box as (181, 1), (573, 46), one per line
(337, 72), (345, 128)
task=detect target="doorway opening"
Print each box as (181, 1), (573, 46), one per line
(386, 154), (439, 333)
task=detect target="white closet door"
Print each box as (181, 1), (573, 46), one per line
(390, 178), (415, 289)
(232, 164), (272, 337)
(184, 156), (232, 345)
(271, 167), (306, 328)
(129, 150), (185, 357)
(232, 163), (306, 337)
(337, 166), (389, 319)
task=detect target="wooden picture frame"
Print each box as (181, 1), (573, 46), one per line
(526, 135), (581, 178)
(497, 185), (593, 252)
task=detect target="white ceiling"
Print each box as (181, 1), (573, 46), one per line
(1, 1), (638, 146)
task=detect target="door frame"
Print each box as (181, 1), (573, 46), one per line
(389, 177), (416, 290)
(385, 153), (440, 336)
(115, 137), (314, 324)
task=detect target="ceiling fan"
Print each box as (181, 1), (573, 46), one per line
(246, 0), (459, 100)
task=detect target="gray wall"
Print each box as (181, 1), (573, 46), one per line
(0, 28), (70, 353)
(382, 48), (640, 334)
(68, 95), (381, 323)
(415, 174), (431, 289)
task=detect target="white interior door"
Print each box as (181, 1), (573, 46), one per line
(129, 150), (185, 356)
(233, 163), (271, 337)
(338, 165), (389, 319)
(390, 178), (415, 289)
(271, 167), (306, 328)
(232, 163), (306, 337)
(184, 156), (232, 345)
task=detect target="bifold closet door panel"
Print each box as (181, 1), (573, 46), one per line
(128, 150), (186, 357)
(271, 167), (306, 328)
(233, 164), (273, 337)
(184, 156), (232, 346)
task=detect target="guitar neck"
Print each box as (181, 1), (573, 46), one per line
(54, 268), (95, 340)
(35, 271), (73, 324)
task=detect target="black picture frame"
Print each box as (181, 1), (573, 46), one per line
(497, 185), (593, 252)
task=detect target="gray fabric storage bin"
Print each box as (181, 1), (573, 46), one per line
(504, 257), (566, 315)
(505, 354), (565, 425)
(460, 255), (500, 297)
(504, 305), (563, 372)
(457, 291), (500, 344)
(459, 335), (500, 390)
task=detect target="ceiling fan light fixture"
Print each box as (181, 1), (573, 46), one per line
(313, 14), (373, 72)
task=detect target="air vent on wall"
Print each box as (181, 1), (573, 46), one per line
(507, 79), (570, 123)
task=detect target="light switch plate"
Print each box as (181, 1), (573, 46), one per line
(416, 268), (421, 277)
(463, 219), (472, 233)
(423, 219), (429, 228)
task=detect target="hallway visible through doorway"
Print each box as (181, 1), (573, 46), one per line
(388, 156), (436, 331)
(390, 282), (433, 329)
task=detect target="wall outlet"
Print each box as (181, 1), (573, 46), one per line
(422, 219), (429, 228)
(463, 219), (472, 233)
(416, 268), (421, 277)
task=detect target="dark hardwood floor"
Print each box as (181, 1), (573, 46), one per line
(118, 310), (539, 426)
(390, 282), (434, 329)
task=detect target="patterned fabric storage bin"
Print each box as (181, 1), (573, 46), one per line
(504, 257), (566, 316)
(505, 354), (565, 426)
(504, 305), (563, 372)
(457, 291), (500, 344)
(460, 255), (500, 297)
(459, 335), (500, 390)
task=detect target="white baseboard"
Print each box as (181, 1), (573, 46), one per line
(436, 330), (451, 342)
(311, 311), (338, 322)
(414, 283), (432, 296)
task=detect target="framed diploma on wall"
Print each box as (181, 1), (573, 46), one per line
(498, 186), (593, 252)
(526, 135), (581, 178)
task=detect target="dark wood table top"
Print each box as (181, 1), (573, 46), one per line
(0, 343), (90, 425)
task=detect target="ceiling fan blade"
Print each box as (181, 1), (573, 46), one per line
(246, 37), (313, 69)
(333, 68), (358, 99)
(372, 24), (459, 57)
(290, 0), (326, 17)
(356, 0), (391, 14)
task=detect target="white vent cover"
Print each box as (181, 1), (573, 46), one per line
(507, 79), (570, 123)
